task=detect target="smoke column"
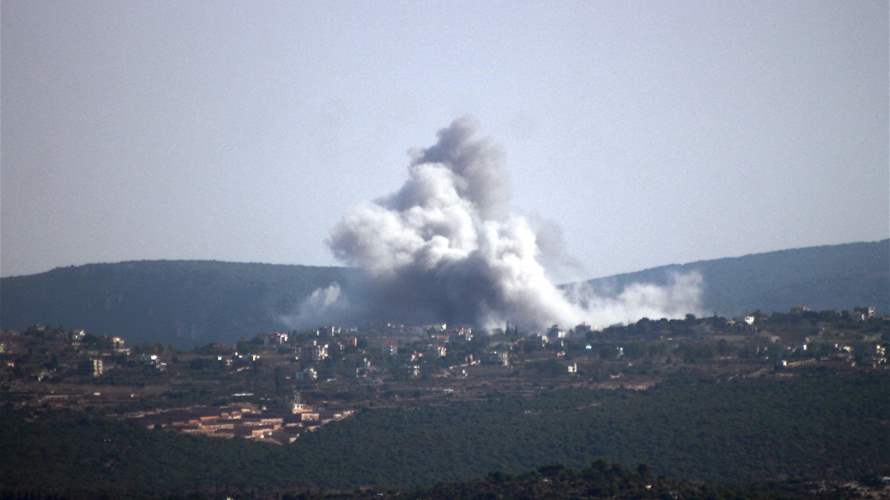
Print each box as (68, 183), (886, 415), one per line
(322, 117), (701, 330)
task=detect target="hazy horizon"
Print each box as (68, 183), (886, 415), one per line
(2, 1), (888, 279)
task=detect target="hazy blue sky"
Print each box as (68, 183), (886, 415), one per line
(2, 0), (888, 279)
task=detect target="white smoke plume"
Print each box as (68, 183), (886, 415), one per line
(322, 117), (702, 331)
(563, 272), (704, 327)
(279, 282), (350, 328)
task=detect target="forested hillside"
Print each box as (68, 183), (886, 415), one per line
(0, 261), (360, 346)
(1, 240), (887, 346)
(581, 239), (889, 316)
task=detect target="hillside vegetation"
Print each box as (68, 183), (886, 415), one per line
(581, 239), (888, 317)
(1, 240), (887, 346)
(1, 371), (888, 497)
(0, 260), (360, 346)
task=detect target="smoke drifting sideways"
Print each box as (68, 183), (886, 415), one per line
(285, 118), (703, 332)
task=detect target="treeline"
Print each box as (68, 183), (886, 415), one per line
(405, 460), (850, 499)
(285, 370), (890, 487)
(2, 371), (889, 496)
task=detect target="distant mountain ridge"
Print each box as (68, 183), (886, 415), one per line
(1, 240), (887, 346)
(0, 260), (361, 347)
(579, 239), (889, 317)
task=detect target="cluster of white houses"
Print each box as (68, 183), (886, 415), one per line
(124, 400), (353, 445)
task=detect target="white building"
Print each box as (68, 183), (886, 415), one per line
(91, 358), (103, 377)
(499, 351), (510, 367)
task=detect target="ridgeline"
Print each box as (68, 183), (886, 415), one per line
(2, 240), (887, 347)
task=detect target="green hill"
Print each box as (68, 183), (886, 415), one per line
(580, 239), (889, 317)
(1, 240), (887, 346)
(0, 260), (359, 346)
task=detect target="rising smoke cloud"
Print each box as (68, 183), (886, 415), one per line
(280, 282), (350, 328)
(309, 117), (702, 331)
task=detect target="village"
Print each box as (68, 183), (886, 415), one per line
(1, 305), (887, 445)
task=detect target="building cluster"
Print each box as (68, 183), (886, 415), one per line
(1, 305), (887, 444)
(125, 400), (352, 445)
(250, 308), (890, 384)
(0, 325), (144, 382)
